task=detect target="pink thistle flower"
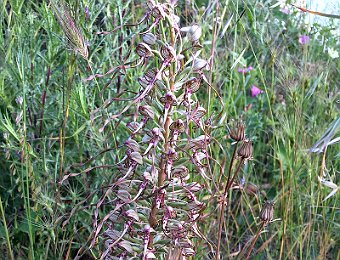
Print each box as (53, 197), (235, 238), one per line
(298, 35), (310, 45)
(251, 85), (263, 97)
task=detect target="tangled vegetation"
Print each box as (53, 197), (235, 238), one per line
(0, 0), (339, 259)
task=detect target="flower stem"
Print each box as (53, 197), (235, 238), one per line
(245, 222), (265, 259)
(148, 16), (176, 249)
(216, 142), (239, 259)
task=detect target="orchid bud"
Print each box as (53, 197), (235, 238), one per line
(15, 96), (23, 106)
(139, 105), (154, 118)
(188, 25), (202, 42)
(130, 151), (143, 164)
(192, 58), (207, 71)
(160, 45), (176, 61)
(177, 54), (185, 60)
(151, 6), (165, 19)
(142, 33), (157, 45)
(169, 119), (185, 132)
(172, 14), (180, 25)
(184, 77), (201, 93)
(160, 91), (177, 106)
(145, 251), (156, 259)
(144, 68), (158, 82)
(125, 209), (140, 221)
(136, 43), (153, 57)
(172, 166), (189, 179)
(138, 76), (149, 88)
(124, 138), (140, 152)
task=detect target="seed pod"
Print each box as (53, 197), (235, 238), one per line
(229, 121), (245, 142)
(142, 33), (157, 45)
(237, 139), (253, 160)
(259, 201), (274, 223)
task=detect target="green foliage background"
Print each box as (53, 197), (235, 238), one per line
(0, 0), (339, 259)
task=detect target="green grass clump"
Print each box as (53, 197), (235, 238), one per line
(0, 0), (338, 259)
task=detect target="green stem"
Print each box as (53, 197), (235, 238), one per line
(0, 196), (14, 260)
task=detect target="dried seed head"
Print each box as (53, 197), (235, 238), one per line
(229, 121), (245, 141)
(237, 139), (253, 160)
(136, 43), (153, 57)
(142, 33), (157, 45)
(51, 0), (88, 59)
(259, 201), (274, 223)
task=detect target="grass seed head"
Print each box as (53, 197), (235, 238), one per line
(50, 0), (88, 59)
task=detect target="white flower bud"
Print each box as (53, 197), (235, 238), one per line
(177, 54), (184, 60)
(188, 25), (202, 42)
(181, 25), (202, 42)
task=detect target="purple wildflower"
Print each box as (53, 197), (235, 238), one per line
(237, 66), (253, 74)
(298, 35), (310, 45)
(251, 85), (263, 97)
(85, 6), (89, 20)
(280, 7), (290, 14)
